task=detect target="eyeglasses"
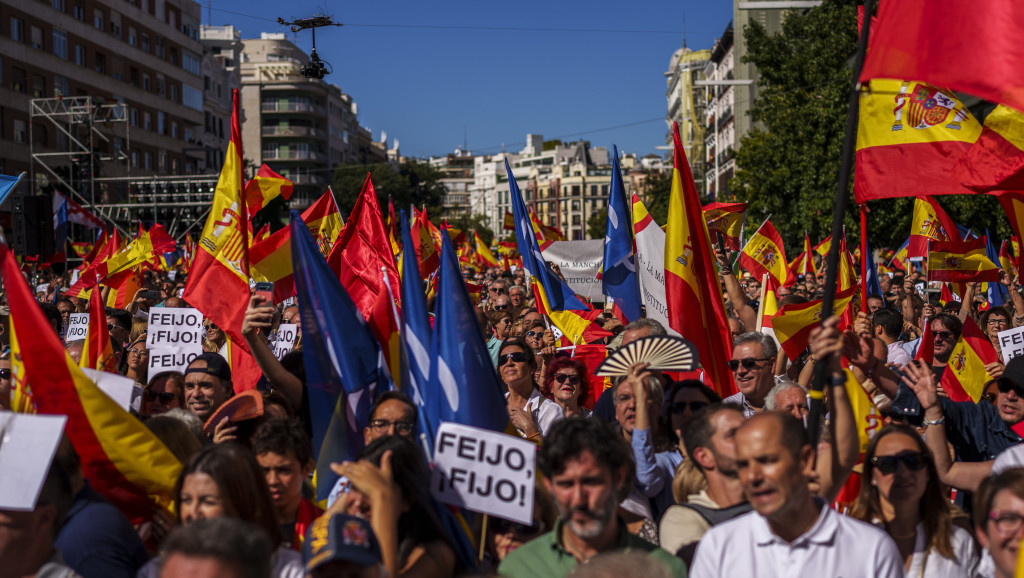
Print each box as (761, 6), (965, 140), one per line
(0, 369), (10, 380)
(127, 348), (149, 357)
(205, 322), (219, 331)
(493, 304), (510, 311)
(988, 318), (1009, 326)
(491, 517), (545, 537)
(143, 390), (177, 403)
(982, 391), (999, 404)
(932, 331), (955, 342)
(369, 419), (415, 435)
(727, 357), (773, 372)
(525, 330), (543, 339)
(107, 323), (116, 331)
(553, 374), (581, 385)
(871, 452), (928, 475)
(989, 511), (1024, 535)
(670, 401), (708, 414)
(500, 352), (528, 365)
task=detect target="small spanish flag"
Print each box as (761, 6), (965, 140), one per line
(703, 202), (746, 251)
(909, 196), (961, 259)
(927, 236), (1000, 284)
(940, 318), (998, 403)
(772, 286), (858, 361)
(739, 219), (789, 287)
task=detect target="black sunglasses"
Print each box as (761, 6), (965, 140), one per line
(997, 381), (1024, 396)
(553, 374), (581, 385)
(727, 357), (772, 371)
(143, 390), (178, 403)
(670, 401), (708, 414)
(933, 331), (955, 342)
(493, 304), (510, 311)
(525, 330), (543, 338)
(871, 452), (928, 475)
(500, 352), (527, 365)
(0, 369), (10, 380)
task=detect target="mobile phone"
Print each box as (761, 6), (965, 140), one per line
(254, 282), (274, 305)
(139, 290), (162, 300)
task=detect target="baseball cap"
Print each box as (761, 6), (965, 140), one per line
(185, 352), (231, 382)
(304, 514), (383, 573)
(998, 356), (1024, 393)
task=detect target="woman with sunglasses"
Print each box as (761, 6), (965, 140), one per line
(975, 469), (1024, 578)
(500, 336), (563, 440)
(204, 318), (227, 353)
(140, 371), (186, 416)
(664, 380), (722, 456)
(849, 423), (979, 576)
(541, 356), (591, 418)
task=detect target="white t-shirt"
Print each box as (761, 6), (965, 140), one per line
(505, 388), (564, 437)
(991, 443), (1024, 474)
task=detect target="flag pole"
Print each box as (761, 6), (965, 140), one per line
(733, 214), (771, 269)
(860, 205), (869, 313)
(808, 0), (874, 451)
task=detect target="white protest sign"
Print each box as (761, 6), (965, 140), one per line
(0, 412), (68, 511)
(146, 308), (204, 349)
(148, 349), (201, 375)
(431, 422), (536, 525)
(70, 269), (80, 286)
(81, 368), (136, 412)
(167, 270), (177, 281)
(272, 324), (298, 359)
(542, 240), (605, 301)
(633, 214), (679, 336)
(999, 326), (1024, 365)
(65, 313), (90, 341)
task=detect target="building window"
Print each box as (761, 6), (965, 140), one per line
(74, 45), (86, 66)
(131, 151), (138, 167)
(182, 85), (202, 111)
(158, 152), (167, 172)
(14, 120), (27, 143)
(156, 76), (165, 96)
(53, 30), (67, 59)
(171, 121), (178, 139)
(572, 200), (581, 211)
(129, 108), (138, 126)
(95, 52), (106, 74)
(143, 74), (151, 92)
(11, 68), (26, 93)
(54, 74), (69, 97)
(184, 128), (193, 143)
(182, 51), (200, 75)
(155, 36), (165, 59)
(52, 0), (66, 13)
(10, 18), (24, 42)
(129, 68), (139, 87)
(143, 111), (152, 131)
(94, 11), (103, 31)
(31, 26), (43, 50)
(128, 27), (137, 46)
(73, 3), (85, 21)
(170, 84), (177, 102)
(141, 34), (150, 53)
(32, 75), (45, 98)
(144, 152), (152, 170)
(572, 185), (581, 197)
(157, 111), (165, 134)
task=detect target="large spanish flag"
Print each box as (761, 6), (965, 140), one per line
(80, 288), (117, 372)
(927, 237), (1001, 284)
(772, 286), (858, 361)
(250, 189), (342, 303)
(702, 202), (745, 251)
(854, 79), (982, 203)
(664, 122), (735, 396)
(954, 105), (1024, 193)
(908, 196), (961, 259)
(739, 218), (789, 287)
(940, 317), (998, 403)
(3, 243), (181, 522)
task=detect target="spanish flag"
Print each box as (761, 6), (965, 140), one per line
(788, 233), (817, 277)
(890, 237), (911, 273)
(739, 218), (789, 287)
(838, 235), (859, 292)
(1001, 240), (1018, 280)
(842, 368), (881, 453)
(66, 229), (124, 298)
(664, 122), (735, 396)
(254, 223), (271, 244)
(475, 231), (498, 268)
(386, 197), (401, 260)
(703, 202), (746, 251)
(995, 192), (1024, 274)
(250, 188), (343, 303)
(814, 236), (832, 258)
(243, 164), (293, 218)
(410, 207), (440, 279)
(70, 241), (94, 258)
(939, 283), (959, 307)
(954, 105), (1024, 192)
(105, 270), (143, 309)
(940, 318), (998, 403)
(3, 243), (181, 522)
(854, 79), (982, 203)
(908, 196), (961, 259)
(772, 286), (858, 361)
(759, 275), (780, 330)
(927, 237), (1000, 284)
(80, 288), (117, 372)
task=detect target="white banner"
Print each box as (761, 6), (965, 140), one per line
(272, 324), (298, 360)
(633, 218), (678, 336)
(431, 422), (536, 525)
(541, 240), (605, 301)
(146, 308), (204, 349)
(65, 313), (90, 341)
(999, 326), (1024, 365)
(148, 349), (201, 376)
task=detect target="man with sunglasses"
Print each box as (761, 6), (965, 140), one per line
(723, 332), (779, 418)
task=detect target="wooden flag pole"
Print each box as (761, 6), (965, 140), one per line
(808, 0), (875, 452)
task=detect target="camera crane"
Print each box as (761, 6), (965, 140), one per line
(276, 15), (342, 79)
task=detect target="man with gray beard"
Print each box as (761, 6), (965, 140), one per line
(498, 418), (686, 577)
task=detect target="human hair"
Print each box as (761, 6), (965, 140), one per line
(251, 417), (312, 467)
(975, 469), (1024, 529)
(173, 443), (281, 544)
(866, 293), (885, 306)
(369, 390), (418, 423)
(499, 336), (537, 370)
(38, 450), (74, 538)
(161, 408), (205, 440)
(40, 303), (62, 330)
(872, 308), (903, 339)
(682, 403), (744, 473)
(488, 309), (513, 328)
(850, 424), (955, 559)
(146, 371), (186, 408)
(765, 382), (809, 411)
(671, 458), (708, 504)
(129, 318), (148, 345)
(622, 318), (667, 337)
(541, 356), (590, 403)
(159, 518), (272, 578)
(105, 307), (133, 331)
(930, 312), (963, 338)
(982, 306), (1011, 329)
(356, 436), (455, 568)
(733, 331), (778, 359)
(145, 415), (205, 464)
(539, 418), (632, 494)
(279, 349), (306, 387)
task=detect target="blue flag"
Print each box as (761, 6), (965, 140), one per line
(986, 230), (1008, 306)
(601, 145), (642, 322)
(0, 173), (25, 209)
(290, 210), (391, 500)
(506, 159), (587, 311)
(53, 195), (68, 255)
(399, 210), (436, 440)
(864, 241), (884, 302)
(428, 227), (509, 432)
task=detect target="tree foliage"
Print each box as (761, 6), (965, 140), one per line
(446, 213), (496, 246)
(332, 161), (446, 220)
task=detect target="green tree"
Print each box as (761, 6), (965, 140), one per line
(331, 161), (446, 219)
(587, 211), (607, 240)
(643, 169), (673, 226)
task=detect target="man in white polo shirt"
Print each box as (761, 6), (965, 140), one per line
(690, 412), (903, 578)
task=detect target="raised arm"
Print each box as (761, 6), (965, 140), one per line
(716, 248), (757, 331)
(241, 294), (303, 410)
(809, 316), (859, 502)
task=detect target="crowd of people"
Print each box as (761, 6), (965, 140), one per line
(4, 241), (1024, 578)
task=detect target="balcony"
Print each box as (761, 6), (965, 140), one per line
(262, 150), (326, 162)
(717, 107), (734, 131)
(262, 126), (325, 139)
(261, 101), (323, 115)
(288, 173), (329, 186)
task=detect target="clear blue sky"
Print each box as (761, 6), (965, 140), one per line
(206, 0), (734, 159)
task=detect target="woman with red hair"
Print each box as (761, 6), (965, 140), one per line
(541, 356), (592, 418)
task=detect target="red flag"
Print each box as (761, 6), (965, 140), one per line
(664, 122), (736, 396)
(80, 288), (117, 372)
(915, 322), (934, 364)
(860, 0), (1024, 114)
(908, 196), (961, 259)
(940, 318), (999, 403)
(327, 174), (401, 319)
(243, 164), (293, 218)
